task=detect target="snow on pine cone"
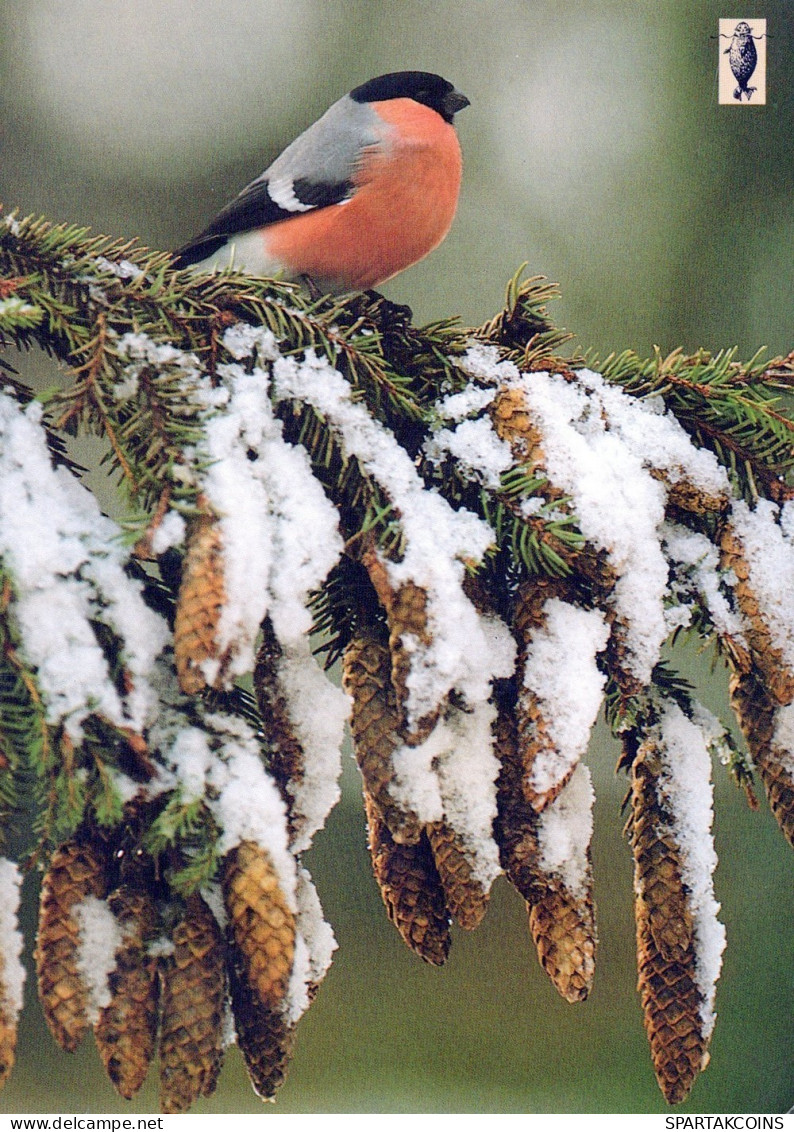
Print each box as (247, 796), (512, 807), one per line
(490, 379), (641, 700)
(493, 686), (596, 1002)
(719, 519), (794, 706)
(93, 886), (159, 1100)
(512, 577), (582, 813)
(158, 894), (226, 1114)
(35, 840), (109, 1052)
(360, 544), (439, 745)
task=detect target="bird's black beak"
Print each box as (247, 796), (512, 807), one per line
(443, 89), (470, 119)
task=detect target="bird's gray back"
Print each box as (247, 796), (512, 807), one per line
(263, 95), (384, 190)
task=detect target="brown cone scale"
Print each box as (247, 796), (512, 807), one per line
(490, 385), (546, 460)
(494, 685), (596, 1001)
(524, 777), (597, 1003)
(493, 687), (543, 904)
(654, 468), (729, 518)
(386, 581), (437, 744)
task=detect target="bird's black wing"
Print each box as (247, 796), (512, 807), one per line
(173, 175), (354, 268)
(173, 91), (379, 268)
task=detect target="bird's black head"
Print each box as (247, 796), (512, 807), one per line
(350, 71), (470, 124)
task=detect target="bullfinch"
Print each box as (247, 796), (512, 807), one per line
(173, 71), (469, 294)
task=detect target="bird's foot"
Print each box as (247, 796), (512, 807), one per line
(363, 291), (414, 326)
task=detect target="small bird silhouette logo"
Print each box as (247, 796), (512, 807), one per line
(723, 22), (763, 101)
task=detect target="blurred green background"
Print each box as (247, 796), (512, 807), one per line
(1, 0), (792, 1115)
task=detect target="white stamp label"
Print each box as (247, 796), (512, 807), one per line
(718, 19), (767, 104)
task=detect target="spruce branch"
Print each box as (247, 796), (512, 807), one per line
(1, 212), (793, 1111)
(590, 345), (794, 503)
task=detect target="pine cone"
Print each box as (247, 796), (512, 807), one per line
(343, 631), (423, 844)
(364, 790), (451, 965)
(655, 470), (729, 518)
(528, 879), (596, 1004)
(513, 579), (580, 812)
(730, 671), (794, 848)
(493, 686), (542, 903)
(386, 581), (437, 743)
(516, 690), (568, 811)
(490, 385), (546, 458)
(426, 821), (489, 930)
(158, 894), (226, 1114)
(0, 993), (16, 1091)
(360, 545), (438, 744)
(174, 508), (227, 694)
(720, 521), (794, 705)
(94, 886), (159, 1100)
(629, 735), (709, 1105)
(494, 687), (597, 1000)
(602, 614), (645, 700)
(229, 961), (295, 1101)
(253, 616), (304, 819)
(35, 839), (109, 1052)
(223, 841), (295, 1012)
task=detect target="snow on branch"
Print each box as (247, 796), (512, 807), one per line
(0, 213), (793, 1109)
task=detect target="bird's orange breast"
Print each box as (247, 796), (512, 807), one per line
(263, 98), (463, 292)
